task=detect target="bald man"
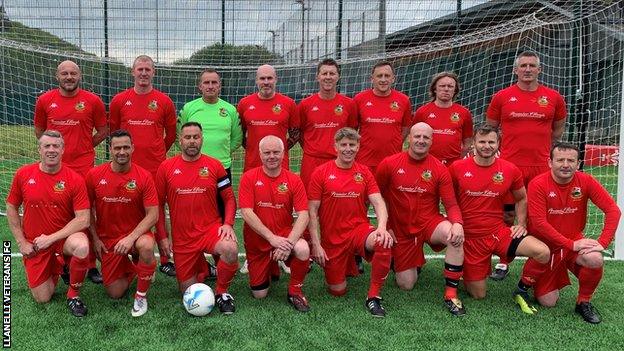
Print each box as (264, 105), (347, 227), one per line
(34, 60), (108, 283)
(237, 64), (300, 172)
(376, 122), (466, 316)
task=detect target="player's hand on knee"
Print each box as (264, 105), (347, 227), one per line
(114, 236), (134, 255)
(373, 229), (394, 249)
(388, 229), (397, 243)
(579, 243), (604, 255)
(510, 225), (527, 239)
(33, 234), (54, 251)
(573, 238), (600, 252)
(218, 224), (237, 242)
(93, 238), (108, 260)
(270, 235), (294, 252)
(449, 223), (464, 247)
(272, 248), (290, 262)
(18, 240), (36, 258)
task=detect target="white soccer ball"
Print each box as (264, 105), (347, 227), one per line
(183, 283), (215, 316)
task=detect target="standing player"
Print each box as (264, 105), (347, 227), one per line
(449, 124), (551, 314)
(86, 130), (158, 317)
(528, 142), (620, 323)
(486, 51), (567, 280)
(239, 135), (311, 312)
(237, 64), (299, 172)
(308, 128), (393, 318)
(297, 58), (357, 186)
(6, 130), (91, 317)
(353, 60), (412, 175)
(413, 72), (473, 166)
(34, 60), (108, 283)
(156, 122), (239, 314)
(376, 122), (466, 316)
(109, 55), (178, 278)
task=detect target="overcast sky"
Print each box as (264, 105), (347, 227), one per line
(3, 0), (487, 65)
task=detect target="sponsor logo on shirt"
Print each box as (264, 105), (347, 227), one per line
(148, 100), (158, 111)
(255, 180), (264, 186)
(53, 180), (65, 192)
(397, 185), (427, 193)
(570, 187), (582, 201)
(365, 117), (396, 124)
(421, 170), (432, 182)
(75, 101), (86, 112)
(509, 111), (546, 119)
(548, 191), (556, 198)
(390, 101), (400, 111)
(465, 190), (499, 197)
(257, 201), (285, 209)
(277, 182), (288, 193)
(272, 104), (282, 114)
(450, 112), (460, 123)
(125, 179), (137, 191)
(548, 207), (578, 215)
(99, 179), (107, 185)
(51, 119), (80, 126)
(313, 122), (339, 129)
(199, 167), (209, 178)
(334, 105), (343, 115)
(50, 103), (58, 108)
(250, 120), (279, 126)
(125, 100), (132, 106)
(492, 172), (504, 184)
(463, 172), (473, 178)
(128, 119), (155, 126)
(330, 191), (360, 198)
(432, 128), (456, 135)
(102, 196), (132, 203)
(176, 187), (206, 195)
(219, 108), (228, 117)
(537, 96), (549, 107)
(353, 172), (364, 183)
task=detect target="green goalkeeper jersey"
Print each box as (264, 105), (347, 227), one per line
(178, 97), (243, 169)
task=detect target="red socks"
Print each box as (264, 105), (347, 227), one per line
(367, 243), (391, 299)
(576, 265), (603, 303)
(215, 260), (238, 295)
(135, 260), (156, 298)
(443, 262), (463, 300)
(67, 255), (89, 299)
(288, 258), (309, 296)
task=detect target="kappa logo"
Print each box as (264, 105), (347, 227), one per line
(428, 113), (436, 119)
(248, 105), (256, 110)
(464, 172), (473, 178)
(27, 178), (36, 185)
(173, 169), (182, 175)
(548, 191), (557, 198)
(397, 168), (405, 174)
(311, 106), (319, 112)
(365, 101), (373, 107)
(99, 179), (107, 185)
(255, 180), (264, 186)
(125, 100), (132, 106)
(50, 103), (58, 108)
(509, 97), (518, 102)
(328, 174), (337, 180)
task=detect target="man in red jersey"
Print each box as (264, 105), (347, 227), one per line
(6, 130), (91, 317)
(449, 124), (550, 314)
(413, 72), (473, 166)
(156, 122), (239, 314)
(376, 122), (466, 316)
(34, 60), (108, 283)
(237, 64), (300, 172)
(528, 142), (620, 324)
(354, 60), (412, 175)
(86, 130), (158, 317)
(109, 55), (178, 278)
(308, 127), (393, 318)
(297, 58), (357, 186)
(239, 135), (311, 312)
(487, 51), (567, 280)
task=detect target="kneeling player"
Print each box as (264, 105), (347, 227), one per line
(86, 130), (158, 317)
(6, 130), (91, 317)
(240, 135), (311, 312)
(528, 142), (621, 323)
(377, 122), (466, 316)
(156, 122), (239, 314)
(449, 124), (550, 314)
(308, 128), (393, 317)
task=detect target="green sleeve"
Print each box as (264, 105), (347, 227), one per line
(230, 107), (243, 152)
(177, 102), (190, 134)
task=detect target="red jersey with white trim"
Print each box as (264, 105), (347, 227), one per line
(86, 163), (158, 246)
(449, 157), (523, 238)
(239, 167), (308, 252)
(308, 161), (379, 246)
(237, 93), (298, 171)
(354, 89), (413, 168)
(297, 93), (357, 158)
(528, 171), (620, 250)
(109, 88), (177, 176)
(155, 154), (230, 249)
(486, 84), (566, 167)
(34, 89), (107, 174)
(376, 152), (462, 235)
(6, 163), (90, 241)
(414, 101), (473, 163)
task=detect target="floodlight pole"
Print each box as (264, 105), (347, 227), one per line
(614, 64), (624, 260)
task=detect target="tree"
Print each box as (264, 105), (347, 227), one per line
(174, 43), (284, 66)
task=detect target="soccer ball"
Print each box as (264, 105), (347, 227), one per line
(183, 283), (215, 316)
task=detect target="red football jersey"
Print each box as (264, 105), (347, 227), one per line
(34, 89), (107, 175)
(155, 154), (232, 251)
(237, 93), (298, 171)
(239, 167), (308, 252)
(414, 101), (473, 164)
(86, 163), (158, 247)
(297, 93), (357, 159)
(109, 88), (177, 176)
(449, 157), (524, 237)
(376, 152), (462, 235)
(308, 161), (379, 247)
(528, 171), (620, 250)
(6, 163), (90, 241)
(353, 89), (413, 168)
(486, 84), (566, 167)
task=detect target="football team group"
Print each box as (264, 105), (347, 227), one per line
(6, 51), (620, 324)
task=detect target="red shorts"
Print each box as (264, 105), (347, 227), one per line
(322, 223), (375, 285)
(100, 232), (154, 286)
(463, 226), (523, 282)
(392, 215), (446, 272)
(504, 165), (548, 205)
(300, 154), (333, 189)
(246, 248), (292, 290)
(534, 248), (578, 298)
(22, 240), (65, 289)
(173, 224), (222, 284)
